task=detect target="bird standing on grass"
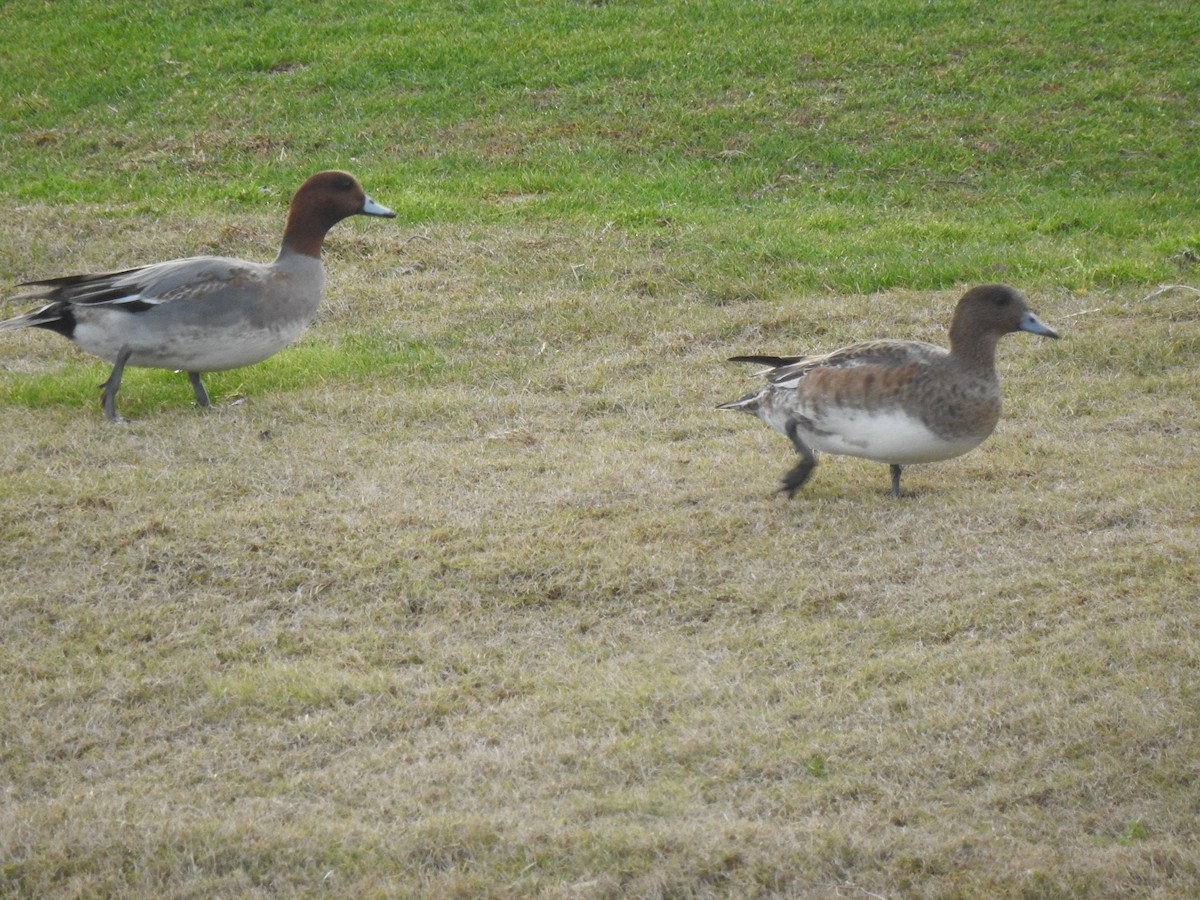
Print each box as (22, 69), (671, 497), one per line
(719, 284), (1060, 497)
(0, 170), (395, 421)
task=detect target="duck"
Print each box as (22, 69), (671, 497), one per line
(718, 284), (1060, 498)
(0, 170), (395, 421)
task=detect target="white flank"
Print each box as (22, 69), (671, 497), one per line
(762, 404), (986, 464)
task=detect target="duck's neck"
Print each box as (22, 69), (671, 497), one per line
(278, 210), (331, 259)
(948, 326), (1000, 373)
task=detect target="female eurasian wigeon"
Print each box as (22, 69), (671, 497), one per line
(719, 284), (1059, 497)
(1, 170), (395, 421)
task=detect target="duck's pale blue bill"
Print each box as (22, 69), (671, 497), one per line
(361, 195), (397, 218)
(1019, 312), (1059, 339)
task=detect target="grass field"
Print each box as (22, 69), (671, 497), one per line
(2, 1), (1198, 897)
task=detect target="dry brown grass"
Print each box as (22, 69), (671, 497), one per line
(2, 213), (1198, 897)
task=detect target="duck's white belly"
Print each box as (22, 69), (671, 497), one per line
(72, 309), (311, 372)
(69, 304), (314, 372)
(767, 404), (986, 464)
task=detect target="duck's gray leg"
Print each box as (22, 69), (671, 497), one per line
(187, 372), (210, 407)
(781, 421), (817, 498)
(890, 464), (903, 498)
(100, 347), (133, 422)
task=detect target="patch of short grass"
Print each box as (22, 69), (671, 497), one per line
(2, 264), (1196, 895)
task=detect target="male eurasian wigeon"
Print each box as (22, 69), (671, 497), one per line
(1, 170), (395, 421)
(719, 284), (1059, 497)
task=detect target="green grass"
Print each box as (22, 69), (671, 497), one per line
(0, 331), (444, 415)
(2, 1), (1199, 897)
(3, 0), (1197, 289)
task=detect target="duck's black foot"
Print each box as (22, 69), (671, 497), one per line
(780, 459), (816, 498)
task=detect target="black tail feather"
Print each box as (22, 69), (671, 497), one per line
(727, 354), (807, 368)
(0, 303), (76, 338)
